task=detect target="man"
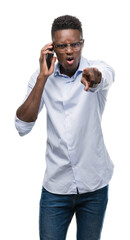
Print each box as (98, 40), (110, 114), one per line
(15, 15), (115, 240)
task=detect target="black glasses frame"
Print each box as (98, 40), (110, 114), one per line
(53, 39), (84, 51)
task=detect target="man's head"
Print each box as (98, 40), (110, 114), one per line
(51, 15), (83, 38)
(51, 15), (84, 77)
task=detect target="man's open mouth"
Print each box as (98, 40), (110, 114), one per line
(66, 57), (74, 65)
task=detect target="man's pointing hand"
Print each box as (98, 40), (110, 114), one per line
(81, 68), (102, 91)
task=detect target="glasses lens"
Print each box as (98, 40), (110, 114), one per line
(59, 44), (67, 50)
(70, 42), (82, 50)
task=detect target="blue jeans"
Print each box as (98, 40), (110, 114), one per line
(39, 185), (108, 240)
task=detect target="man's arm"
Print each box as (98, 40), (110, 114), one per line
(16, 75), (47, 122)
(15, 43), (56, 135)
(16, 43), (56, 122)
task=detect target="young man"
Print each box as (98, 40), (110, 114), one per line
(15, 15), (115, 240)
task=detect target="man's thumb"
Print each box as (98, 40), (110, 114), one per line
(85, 81), (90, 91)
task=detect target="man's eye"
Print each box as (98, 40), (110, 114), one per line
(59, 44), (67, 49)
(71, 42), (80, 48)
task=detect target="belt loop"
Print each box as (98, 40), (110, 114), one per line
(76, 187), (79, 194)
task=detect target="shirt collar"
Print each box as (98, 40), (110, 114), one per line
(77, 56), (90, 72)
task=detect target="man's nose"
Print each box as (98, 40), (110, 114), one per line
(66, 45), (73, 53)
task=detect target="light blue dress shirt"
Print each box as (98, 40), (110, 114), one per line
(15, 56), (115, 194)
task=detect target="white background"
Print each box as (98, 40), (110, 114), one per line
(0, 0), (130, 239)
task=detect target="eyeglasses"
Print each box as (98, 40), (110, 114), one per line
(53, 39), (84, 53)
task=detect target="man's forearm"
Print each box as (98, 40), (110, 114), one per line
(16, 75), (47, 122)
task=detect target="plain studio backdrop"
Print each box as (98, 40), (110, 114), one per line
(0, 0), (130, 239)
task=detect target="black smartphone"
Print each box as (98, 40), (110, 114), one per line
(46, 48), (54, 69)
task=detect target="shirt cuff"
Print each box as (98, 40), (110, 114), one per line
(15, 115), (35, 136)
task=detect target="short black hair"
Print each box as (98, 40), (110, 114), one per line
(51, 15), (83, 38)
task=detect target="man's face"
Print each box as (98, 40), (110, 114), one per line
(52, 29), (84, 77)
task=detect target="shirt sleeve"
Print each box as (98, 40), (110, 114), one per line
(15, 69), (44, 136)
(88, 60), (115, 93)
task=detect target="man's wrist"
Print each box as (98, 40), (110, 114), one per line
(37, 74), (48, 86)
(37, 74), (48, 81)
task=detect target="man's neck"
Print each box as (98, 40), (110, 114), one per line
(60, 64), (79, 78)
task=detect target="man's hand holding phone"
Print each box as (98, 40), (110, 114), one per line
(39, 43), (56, 79)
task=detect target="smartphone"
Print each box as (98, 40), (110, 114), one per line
(46, 48), (54, 69)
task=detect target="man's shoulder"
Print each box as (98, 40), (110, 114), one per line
(79, 56), (105, 69)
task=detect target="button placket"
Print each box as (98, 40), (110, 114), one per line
(62, 80), (79, 191)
